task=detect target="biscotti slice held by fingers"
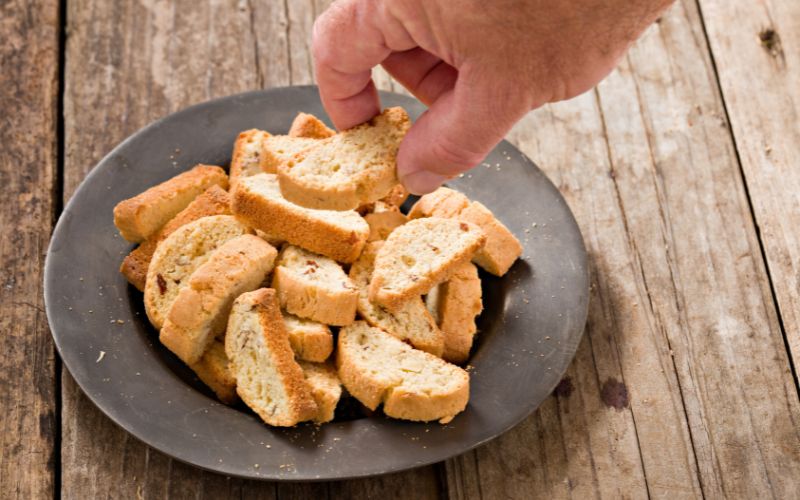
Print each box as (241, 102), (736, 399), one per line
(349, 242), (444, 356)
(189, 340), (238, 404)
(277, 107), (411, 211)
(426, 261), (483, 364)
(113, 164), (228, 242)
(283, 313), (334, 362)
(225, 288), (318, 426)
(144, 215), (251, 329)
(120, 186), (232, 291)
(368, 217), (486, 311)
(289, 113), (335, 139)
(299, 361), (341, 423)
(409, 188), (522, 276)
(272, 245), (358, 326)
(357, 183), (410, 214)
(337, 322), (469, 422)
(231, 173), (369, 263)
(230, 129), (271, 190)
(259, 136), (319, 174)
(160, 235), (277, 365)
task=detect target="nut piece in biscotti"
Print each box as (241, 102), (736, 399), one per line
(229, 129), (271, 190)
(189, 340), (238, 404)
(277, 107), (410, 211)
(231, 173), (369, 263)
(144, 215), (251, 330)
(409, 188), (522, 276)
(365, 207), (407, 242)
(289, 113), (335, 139)
(426, 261), (483, 364)
(368, 217), (486, 311)
(350, 242), (444, 356)
(113, 164), (228, 242)
(120, 185), (231, 291)
(160, 235), (277, 365)
(283, 313), (334, 362)
(271, 245), (358, 326)
(337, 321), (469, 422)
(225, 288), (318, 426)
(299, 361), (341, 423)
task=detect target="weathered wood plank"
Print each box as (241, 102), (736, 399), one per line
(62, 1), (441, 498)
(0, 1), (60, 499)
(697, 0), (800, 378)
(445, 0), (800, 498)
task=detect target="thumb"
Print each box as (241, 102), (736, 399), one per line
(397, 76), (530, 194)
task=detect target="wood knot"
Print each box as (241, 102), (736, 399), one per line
(553, 376), (573, 398)
(759, 28), (784, 60)
(601, 378), (629, 410)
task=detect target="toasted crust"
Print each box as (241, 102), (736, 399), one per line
(144, 215), (252, 330)
(160, 235), (277, 365)
(231, 173), (369, 263)
(299, 361), (342, 423)
(289, 113), (335, 139)
(357, 184), (409, 214)
(120, 186), (231, 291)
(189, 340), (238, 404)
(271, 245), (358, 326)
(368, 218), (486, 311)
(365, 210), (407, 242)
(426, 262), (483, 363)
(225, 289), (318, 426)
(409, 188), (521, 276)
(283, 313), (334, 362)
(337, 322), (469, 422)
(277, 108), (410, 211)
(350, 242), (444, 356)
(230, 129), (271, 191)
(113, 164), (228, 242)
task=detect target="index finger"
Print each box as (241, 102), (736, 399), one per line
(312, 0), (415, 129)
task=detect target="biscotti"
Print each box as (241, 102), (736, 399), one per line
(368, 217), (486, 310)
(189, 339), (238, 404)
(288, 113), (335, 139)
(120, 185), (231, 291)
(365, 207), (407, 242)
(144, 215), (251, 330)
(337, 322), (469, 422)
(225, 288), (318, 426)
(409, 188), (522, 276)
(426, 261), (483, 363)
(113, 164), (228, 242)
(277, 107), (410, 211)
(230, 129), (271, 190)
(283, 313), (334, 362)
(357, 184), (410, 214)
(160, 235), (277, 365)
(349, 242), (444, 356)
(231, 173), (369, 263)
(299, 361), (341, 423)
(259, 136), (319, 174)
(272, 245), (358, 326)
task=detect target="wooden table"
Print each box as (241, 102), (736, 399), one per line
(3, 0), (799, 498)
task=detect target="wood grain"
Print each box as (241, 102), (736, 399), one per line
(443, 1), (800, 498)
(61, 0), (440, 498)
(697, 0), (800, 377)
(0, 1), (60, 499)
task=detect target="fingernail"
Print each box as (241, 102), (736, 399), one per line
(400, 171), (450, 195)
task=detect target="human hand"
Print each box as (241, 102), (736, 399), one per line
(312, 0), (673, 194)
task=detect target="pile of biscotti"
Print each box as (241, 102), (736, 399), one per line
(113, 108), (522, 426)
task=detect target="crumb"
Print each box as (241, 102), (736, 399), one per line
(96, 351), (106, 363)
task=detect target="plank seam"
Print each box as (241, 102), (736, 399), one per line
(692, 0), (799, 397)
(282, 0), (293, 85)
(246, 0), (264, 89)
(54, 0), (67, 497)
